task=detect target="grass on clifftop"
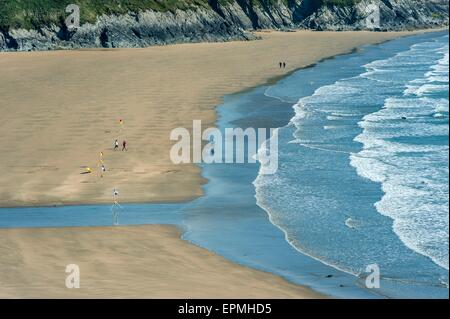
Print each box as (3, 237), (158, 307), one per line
(0, 0), (214, 30)
(0, 0), (362, 30)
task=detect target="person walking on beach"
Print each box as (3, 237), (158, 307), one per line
(279, 62), (282, 68)
(114, 139), (119, 151)
(283, 62), (286, 68)
(122, 140), (127, 151)
(112, 188), (120, 225)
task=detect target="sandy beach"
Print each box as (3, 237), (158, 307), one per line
(0, 225), (324, 298)
(0, 30), (438, 298)
(0, 30), (423, 207)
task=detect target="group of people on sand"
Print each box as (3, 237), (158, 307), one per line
(80, 120), (127, 225)
(279, 61), (287, 68)
(114, 139), (127, 151)
(82, 120), (128, 177)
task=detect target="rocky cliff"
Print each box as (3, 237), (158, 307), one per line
(302, 0), (449, 31)
(0, 0), (448, 51)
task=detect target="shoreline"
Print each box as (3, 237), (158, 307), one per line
(177, 29), (448, 299)
(241, 30), (449, 298)
(0, 29), (442, 208)
(1, 29), (447, 298)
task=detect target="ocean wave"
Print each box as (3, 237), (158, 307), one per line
(252, 32), (449, 288)
(405, 84), (449, 96)
(351, 40), (449, 270)
(405, 51), (449, 96)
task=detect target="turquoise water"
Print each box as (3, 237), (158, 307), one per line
(254, 31), (449, 296)
(0, 31), (448, 298)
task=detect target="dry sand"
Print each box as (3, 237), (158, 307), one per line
(0, 225), (324, 298)
(0, 30), (423, 207)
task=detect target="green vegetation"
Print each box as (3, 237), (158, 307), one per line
(0, 0), (362, 31)
(0, 0), (213, 30)
(431, 12), (444, 20)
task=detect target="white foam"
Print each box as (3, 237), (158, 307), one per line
(405, 50), (449, 96)
(324, 125), (342, 130)
(352, 42), (449, 270)
(345, 218), (358, 229)
(405, 84), (448, 96)
(253, 34), (450, 280)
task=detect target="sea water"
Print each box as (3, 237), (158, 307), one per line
(254, 31), (449, 296)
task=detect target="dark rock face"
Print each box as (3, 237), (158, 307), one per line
(301, 0), (449, 31)
(0, 8), (258, 51)
(0, 0), (448, 51)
